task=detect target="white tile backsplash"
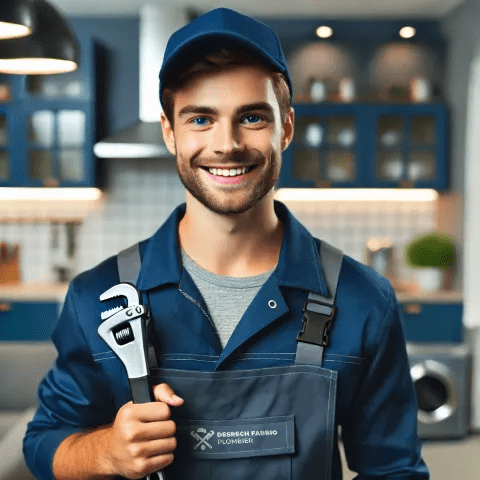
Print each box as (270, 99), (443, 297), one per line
(0, 160), (437, 284)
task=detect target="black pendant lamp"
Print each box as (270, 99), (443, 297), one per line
(0, 0), (80, 74)
(0, 0), (35, 39)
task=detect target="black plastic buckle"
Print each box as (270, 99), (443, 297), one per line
(296, 301), (336, 347)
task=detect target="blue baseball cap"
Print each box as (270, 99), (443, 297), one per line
(158, 8), (293, 108)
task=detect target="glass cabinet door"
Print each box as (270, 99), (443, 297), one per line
(58, 110), (86, 182)
(291, 113), (357, 186)
(407, 115), (436, 182)
(28, 110), (55, 182)
(26, 108), (86, 186)
(373, 108), (445, 188)
(376, 115), (404, 182)
(326, 116), (356, 182)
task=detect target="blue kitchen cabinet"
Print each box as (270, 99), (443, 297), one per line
(278, 103), (448, 190)
(0, 39), (107, 187)
(399, 301), (463, 343)
(18, 101), (95, 187)
(279, 103), (364, 188)
(0, 300), (59, 341)
(366, 103), (448, 189)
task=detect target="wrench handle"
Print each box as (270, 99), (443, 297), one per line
(129, 378), (166, 480)
(129, 376), (154, 404)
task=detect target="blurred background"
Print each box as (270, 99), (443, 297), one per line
(0, 0), (479, 478)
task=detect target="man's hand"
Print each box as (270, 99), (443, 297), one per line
(104, 383), (184, 478)
(52, 383), (184, 480)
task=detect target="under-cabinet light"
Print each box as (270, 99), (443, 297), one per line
(316, 25), (333, 39)
(275, 188), (438, 202)
(0, 187), (102, 201)
(399, 26), (416, 39)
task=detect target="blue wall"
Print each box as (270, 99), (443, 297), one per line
(68, 16), (140, 135)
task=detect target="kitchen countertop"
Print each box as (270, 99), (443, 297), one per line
(0, 283), (69, 302)
(396, 289), (463, 304)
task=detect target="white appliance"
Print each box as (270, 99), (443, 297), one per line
(407, 342), (471, 439)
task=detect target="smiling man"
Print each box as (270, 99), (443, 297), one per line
(24, 8), (429, 480)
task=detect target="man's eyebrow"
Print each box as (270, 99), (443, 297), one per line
(177, 102), (275, 118)
(178, 105), (218, 116)
(236, 102), (275, 116)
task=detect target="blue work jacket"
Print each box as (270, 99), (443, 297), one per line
(24, 201), (429, 480)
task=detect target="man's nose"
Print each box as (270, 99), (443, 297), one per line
(212, 121), (242, 155)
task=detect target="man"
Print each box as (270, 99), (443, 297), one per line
(24, 8), (429, 480)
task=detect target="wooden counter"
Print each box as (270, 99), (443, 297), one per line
(0, 283), (69, 302)
(396, 289), (463, 304)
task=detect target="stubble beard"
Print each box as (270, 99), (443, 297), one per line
(176, 151), (280, 215)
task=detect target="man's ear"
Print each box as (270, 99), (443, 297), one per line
(160, 112), (177, 156)
(281, 107), (295, 151)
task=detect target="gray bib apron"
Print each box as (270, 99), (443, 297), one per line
(117, 241), (343, 480)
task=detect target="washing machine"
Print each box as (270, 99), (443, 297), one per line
(407, 342), (471, 439)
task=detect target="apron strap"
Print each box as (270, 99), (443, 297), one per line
(117, 243), (158, 369)
(117, 243), (142, 284)
(296, 241), (343, 366)
(117, 240), (343, 369)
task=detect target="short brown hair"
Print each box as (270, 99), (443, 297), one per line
(162, 48), (291, 127)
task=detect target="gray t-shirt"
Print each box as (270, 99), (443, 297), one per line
(181, 250), (275, 348)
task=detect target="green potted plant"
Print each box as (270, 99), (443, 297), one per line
(405, 232), (455, 291)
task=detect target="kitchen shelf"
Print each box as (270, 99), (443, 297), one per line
(0, 283), (68, 302)
(396, 289), (462, 304)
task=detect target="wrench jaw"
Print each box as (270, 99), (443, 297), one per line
(98, 282), (151, 381)
(100, 282), (141, 310)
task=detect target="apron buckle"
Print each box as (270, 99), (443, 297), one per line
(296, 301), (336, 347)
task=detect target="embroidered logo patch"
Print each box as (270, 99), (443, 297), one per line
(177, 416), (295, 459)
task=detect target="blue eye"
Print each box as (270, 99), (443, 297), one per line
(243, 114), (262, 124)
(193, 117), (209, 126)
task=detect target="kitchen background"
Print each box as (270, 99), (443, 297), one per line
(0, 159), (439, 284)
(1, 0), (480, 478)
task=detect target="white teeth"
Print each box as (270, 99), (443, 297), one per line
(208, 166), (251, 177)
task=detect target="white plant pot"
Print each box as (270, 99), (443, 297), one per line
(416, 267), (443, 291)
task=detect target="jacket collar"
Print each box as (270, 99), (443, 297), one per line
(137, 201), (328, 297)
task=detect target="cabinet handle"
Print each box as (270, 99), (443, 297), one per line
(404, 303), (422, 315)
(0, 303), (12, 312)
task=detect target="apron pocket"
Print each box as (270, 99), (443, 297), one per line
(169, 415), (295, 479)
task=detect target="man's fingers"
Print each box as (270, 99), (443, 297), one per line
(153, 383), (184, 406)
(119, 401), (172, 423)
(128, 419), (177, 442)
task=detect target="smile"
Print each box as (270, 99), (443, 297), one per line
(202, 166), (256, 177)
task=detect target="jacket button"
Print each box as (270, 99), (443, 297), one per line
(268, 300), (277, 309)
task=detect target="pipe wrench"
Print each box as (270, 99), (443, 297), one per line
(98, 282), (165, 480)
